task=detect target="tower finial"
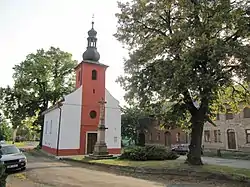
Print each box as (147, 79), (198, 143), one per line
(92, 14), (95, 28)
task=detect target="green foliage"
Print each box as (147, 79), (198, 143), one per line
(121, 106), (153, 144)
(115, 0), (250, 164)
(12, 47), (77, 145)
(115, 0), (250, 126)
(17, 114), (40, 141)
(0, 86), (26, 130)
(0, 119), (12, 141)
(120, 145), (179, 161)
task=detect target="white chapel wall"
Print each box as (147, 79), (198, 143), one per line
(105, 89), (121, 149)
(43, 108), (60, 149)
(59, 86), (82, 149)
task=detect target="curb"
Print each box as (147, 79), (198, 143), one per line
(62, 158), (250, 184)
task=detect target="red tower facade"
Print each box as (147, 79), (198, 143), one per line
(75, 21), (108, 154)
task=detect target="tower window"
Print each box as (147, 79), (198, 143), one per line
(78, 71), (81, 82)
(92, 70), (97, 80)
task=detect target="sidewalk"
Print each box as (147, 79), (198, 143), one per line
(178, 156), (250, 169)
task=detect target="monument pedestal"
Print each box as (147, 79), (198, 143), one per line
(93, 142), (109, 155)
(87, 142), (113, 160)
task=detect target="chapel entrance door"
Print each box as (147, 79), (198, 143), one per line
(87, 133), (97, 154)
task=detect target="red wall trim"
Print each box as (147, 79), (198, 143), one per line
(108, 148), (121, 154)
(42, 145), (80, 156)
(42, 145), (121, 156)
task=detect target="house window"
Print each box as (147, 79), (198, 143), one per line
(214, 130), (221, 143)
(216, 113), (220, 120)
(149, 133), (152, 141)
(114, 136), (118, 143)
(156, 133), (160, 140)
(92, 70), (97, 80)
(226, 109), (234, 120)
(176, 132), (180, 143)
(246, 129), (250, 143)
(243, 107), (250, 118)
(204, 130), (210, 142)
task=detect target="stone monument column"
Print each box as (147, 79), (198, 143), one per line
(93, 97), (109, 155)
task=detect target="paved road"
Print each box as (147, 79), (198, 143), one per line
(178, 156), (250, 169)
(9, 155), (165, 187)
(6, 154), (247, 187)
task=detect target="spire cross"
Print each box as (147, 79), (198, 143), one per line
(91, 14), (95, 28)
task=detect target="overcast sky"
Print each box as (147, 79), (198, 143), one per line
(0, 0), (128, 106)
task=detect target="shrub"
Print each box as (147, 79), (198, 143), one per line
(120, 145), (179, 161)
(35, 145), (41, 150)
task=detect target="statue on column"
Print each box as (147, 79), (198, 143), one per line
(92, 97), (109, 156)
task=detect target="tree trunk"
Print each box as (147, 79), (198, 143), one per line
(12, 128), (17, 144)
(39, 116), (44, 147)
(186, 113), (204, 165)
(38, 104), (47, 147)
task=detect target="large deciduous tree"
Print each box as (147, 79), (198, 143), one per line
(115, 0), (250, 165)
(0, 86), (26, 143)
(13, 47), (77, 146)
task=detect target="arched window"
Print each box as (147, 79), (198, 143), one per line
(176, 132), (180, 143)
(92, 70), (97, 80)
(243, 107), (250, 118)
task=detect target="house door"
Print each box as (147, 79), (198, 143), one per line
(164, 132), (171, 147)
(87, 133), (97, 154)
(227, 129), (236, 150)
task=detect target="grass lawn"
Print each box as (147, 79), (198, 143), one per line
(5, 141), (38, 148)
(71, 156), (250, 179)
(5, 141), (26, 147)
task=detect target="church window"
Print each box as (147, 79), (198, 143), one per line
(45, 121), (48, 134)
(50, 120), (52, 134)
(114, 137), (118, 143)
(89, 110), (97, 119)
(92, 70), (97, 80)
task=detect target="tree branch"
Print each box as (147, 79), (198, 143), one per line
(183, 90), (197, 115)
(136, 20), (166, 36)
(159, 9), (173, 34)
(225, 30), (240, 42)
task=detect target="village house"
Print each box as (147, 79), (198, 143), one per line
(203, 106), (250, 152)
(41, 21), (121, 156)
(144, 106), (250, 152)
(144, 118), (189, 147)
